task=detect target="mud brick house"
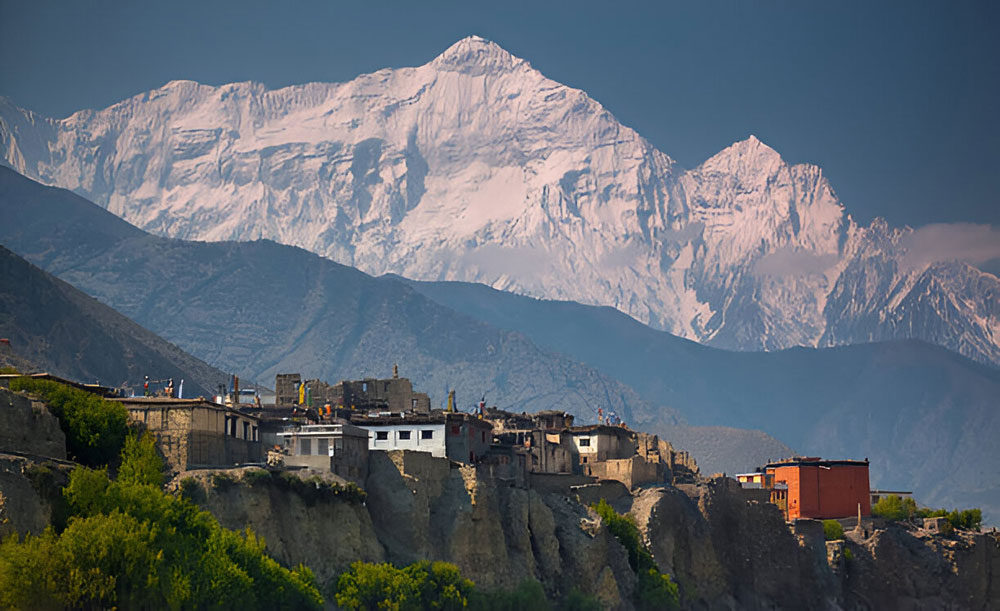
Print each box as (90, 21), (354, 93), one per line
(114, 397), (261, 471)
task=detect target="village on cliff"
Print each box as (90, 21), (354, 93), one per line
(0, 365), (960, 536)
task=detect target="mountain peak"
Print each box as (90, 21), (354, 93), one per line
(431, 35), (529, 75)
(700, 134), (784, 175)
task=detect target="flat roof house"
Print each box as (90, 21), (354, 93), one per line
(765, 457), (871, 521)
(113, 397), (261, 471)
(278, 421), (369, 482)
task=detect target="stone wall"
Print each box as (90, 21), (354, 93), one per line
(584, 454), (663, 490)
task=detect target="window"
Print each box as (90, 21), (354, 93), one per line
(375, 431), (388, 441)
(334, 438), (344, 452)
(399, 430), (411, 440)
(300, 438), (311, 455)
(243, 421), (249, 440)
(422, 430), (434, 440)
(317, 438), (329, 456)
(579, 438), (591, 447)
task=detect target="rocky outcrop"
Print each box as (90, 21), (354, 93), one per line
(0, 455), (71, 539)
(364, 450), (636, 606)
(0, 387), (66, 459)
(842, 526), (1000, 610)
(630, 477), (1000, 610)
(170, 469), (385, 588)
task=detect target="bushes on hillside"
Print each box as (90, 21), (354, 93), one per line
(334, 562), (603, 611)
(592, 499), (680, 610)
(872, 494), (982, 531)
(823, 520), (845, 541)
(10, 377), (128, 466)
(0, 432), (323, 609)
(335, 560), (474, 610)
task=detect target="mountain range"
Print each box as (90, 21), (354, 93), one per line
(0, 244), (227, 398)
(1, 35), (998, 368)
(2, 166), (997, 522)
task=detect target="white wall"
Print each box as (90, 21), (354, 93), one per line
(359, 423), (447, 458)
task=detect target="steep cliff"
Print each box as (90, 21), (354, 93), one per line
(168, 457), (999, 609)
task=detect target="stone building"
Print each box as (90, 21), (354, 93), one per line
(277, 421), (369, 482)
(275, 373), (302, 406)
(113, 397), (261, 471)
(569, 425), (636, 465)
(276, 368), (431, 413)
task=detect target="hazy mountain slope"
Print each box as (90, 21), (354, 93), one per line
(0, 166), (681, 431)
(400, 277), (1000, 518)
(2, 36), (997, 367)
(0, 245), (228, 397)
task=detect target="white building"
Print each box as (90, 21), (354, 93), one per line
(356, 415), (447, 458)
(277, 420), (370, 481)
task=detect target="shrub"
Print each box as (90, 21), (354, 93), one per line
(592, 499), (679, 610)
(10, 377), (128, 467)
(178, 477), (203, 502)
(823, 520), (845, 541)
(211, 472), (236, 491)
(469, 578), (550, 610)
(876, 495), (982, 531)
(560, 587), (602, 611)
(335, 560), (473, 610)
(0, 465), (323, 609)
(117, 432), (164, 487)
(843, 548), (854, 562)
(871, 494), (918, 521)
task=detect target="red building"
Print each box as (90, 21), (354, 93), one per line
(764, 457), (871, 520)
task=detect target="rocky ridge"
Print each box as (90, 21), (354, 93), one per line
(2, 36), (998, 366)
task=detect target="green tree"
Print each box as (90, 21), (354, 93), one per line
(10, 377), (129, 466)
(823, 520), (845, 540)
(335, 560), (474, 610)
(469, 579), (550, 611)
(0, 454), (323, 609)
(871, 494), (918, 521)
(117, 431), (165, 487)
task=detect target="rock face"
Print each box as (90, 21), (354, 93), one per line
(630, 479), (1000, 610)
(177, 470), (385, 587)
(0, 387), (66, 459)
(2, 37), (998, 368)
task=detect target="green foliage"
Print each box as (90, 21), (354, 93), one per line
(0, 465), (323, 609)
(916, 507), (982, 531)
(469, 579), (550, 610)
(211, 471), (237, 491)
(592, 499), (679, 610)
(335, 560), (474, 610)
(871, 494), (918, 521)
(559, 587), (603, 611)
(637, 568), (680, 611)
(823, 519), (845, 541)
(0, 366), (19, 374)
(117, 431), (164, 487)
(24, 462), (71, 531)
(843, 548), (854, 562)
(10, 377), (128, 466)
(874, 495), (982, 531)
(178, 476), (204, 502)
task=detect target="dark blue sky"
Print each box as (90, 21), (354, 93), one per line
(1, 0), (997, 227)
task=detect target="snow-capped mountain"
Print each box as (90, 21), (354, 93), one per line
(2, 36), (998, 365)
